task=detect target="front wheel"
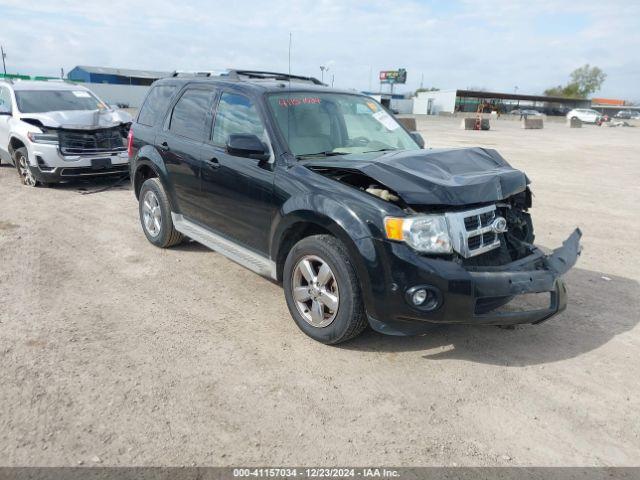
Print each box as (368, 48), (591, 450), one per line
(283, 234), (368, 344)
(14, 148), (40, 187)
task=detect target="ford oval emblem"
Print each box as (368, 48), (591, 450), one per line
(491, 217), (508, 234)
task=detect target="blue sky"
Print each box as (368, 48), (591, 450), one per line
(0, 0), (638, 100)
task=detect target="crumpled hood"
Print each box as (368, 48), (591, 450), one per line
(20, 109), (133, 130)
(305, 147), (529, 206)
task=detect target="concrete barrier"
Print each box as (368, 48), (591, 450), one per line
(396, 117), (417, 131)
(567, 117), (582, 128)
(461, 118), (490, 130)
(522, 118), (543, 129)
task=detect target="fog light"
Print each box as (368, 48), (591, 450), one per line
(405, 285), (442, 311)
(412, 289), (428, 305)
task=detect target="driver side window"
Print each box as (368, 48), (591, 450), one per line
(212, 93), (266, 147)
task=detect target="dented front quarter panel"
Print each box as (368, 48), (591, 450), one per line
(270, 163), (399, 310)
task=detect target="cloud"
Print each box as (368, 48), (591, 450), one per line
(0, 0), (638, 99)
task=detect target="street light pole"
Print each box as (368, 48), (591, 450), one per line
(1, 46), (7, 75)
(320, 65), (329, 84)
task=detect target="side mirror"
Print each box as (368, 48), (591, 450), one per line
(410, 131), (425, 149)
(226, 133), (269, 160)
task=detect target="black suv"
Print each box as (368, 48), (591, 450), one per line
(129, 70), (581, 344)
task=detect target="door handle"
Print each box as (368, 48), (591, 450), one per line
(158, 141), (170, 152)
(206, 157), (221, 169)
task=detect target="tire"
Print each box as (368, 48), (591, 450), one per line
(13, 147), (40, 187)
(138, 177), (183, 248)
(283, 234), (368, 344)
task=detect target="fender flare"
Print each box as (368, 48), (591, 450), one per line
(132, 145), (178, 206)
(270, 197), (381, 317)
(7, 135), (28, 161)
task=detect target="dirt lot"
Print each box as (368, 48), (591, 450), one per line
(0, 118), (639, 466)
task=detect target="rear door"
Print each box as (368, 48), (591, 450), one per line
(199, 91), (275, 254)
(156, 86), (216, 221)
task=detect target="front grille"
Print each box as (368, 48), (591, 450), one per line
(59, 128), (126, 155)
(445, 205), (503, 258)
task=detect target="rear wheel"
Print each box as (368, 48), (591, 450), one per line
(283, 234), (367, 344)
(138, 178), (183, 248)
(14, 148), (40, 187)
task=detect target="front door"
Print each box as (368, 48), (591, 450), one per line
(0, 86), (13, 163)
(199, 91), (275, 255)
(157, 86), (215, 221)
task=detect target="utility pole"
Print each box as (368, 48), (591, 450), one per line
(1, 46), (7, 75)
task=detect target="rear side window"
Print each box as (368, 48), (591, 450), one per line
(138, 85), (176, 126)
(169, 88), (214, 141)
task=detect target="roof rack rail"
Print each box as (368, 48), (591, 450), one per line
(170, 70), (221, 78)
(224, 70), (325, 85)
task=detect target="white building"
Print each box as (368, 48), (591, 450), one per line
(413, 89), (458, 115)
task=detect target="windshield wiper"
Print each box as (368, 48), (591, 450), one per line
(296, 151), (348, 159)
(363, 148), (397, 153)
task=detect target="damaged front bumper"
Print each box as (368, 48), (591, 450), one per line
(26, 142), (130, 183)
(365, 228), (582, 336)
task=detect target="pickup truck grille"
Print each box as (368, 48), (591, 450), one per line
(445, 205), (502, 258)
(59, 128), (126, 155)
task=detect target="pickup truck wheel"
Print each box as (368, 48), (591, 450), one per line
(283, 234), (367, 344)
(138, 178), (183, 248)
(14, 148), (40, 187)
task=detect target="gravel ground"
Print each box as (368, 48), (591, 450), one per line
(0, 117), (638, 466)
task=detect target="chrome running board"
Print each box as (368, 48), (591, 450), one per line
(171, 213), (277, 280)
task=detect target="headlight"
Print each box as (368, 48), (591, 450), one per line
(27, 132), (59, 144)
(384, 215), (452, 254)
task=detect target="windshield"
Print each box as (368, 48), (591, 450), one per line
(267, 92), (419, 157)
(15, 89), (107, 113)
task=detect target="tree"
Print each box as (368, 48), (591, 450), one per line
(544, 64), (606, 98)
(570, 64), (607, 97)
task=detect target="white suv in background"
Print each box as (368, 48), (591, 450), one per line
(0, 80), (132, 187)
(566, 108), (603, 124)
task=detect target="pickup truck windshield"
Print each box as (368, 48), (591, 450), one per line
(267, 93), (419, 157)
(15, 90), (106, 113)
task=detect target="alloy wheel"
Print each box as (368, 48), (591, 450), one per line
(142, 190), (162, 237)
(17, 153), (37, 187)
(291, 255), (339, 328)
